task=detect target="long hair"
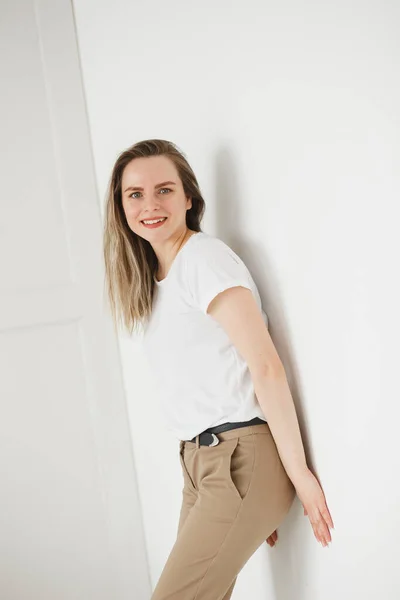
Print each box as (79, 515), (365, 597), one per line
(103, 139), (206, 335)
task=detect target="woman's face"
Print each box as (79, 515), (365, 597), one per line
(120, 155), (192, 242)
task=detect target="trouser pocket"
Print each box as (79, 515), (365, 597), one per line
(197, 435), (256, 503)
(179, 441), (197, 492)
(223, 435), (256, 502)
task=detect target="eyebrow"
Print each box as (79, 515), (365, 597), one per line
(123, 181), (177, 193)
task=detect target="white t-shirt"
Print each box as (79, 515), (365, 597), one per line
(142, 231), (268, 441)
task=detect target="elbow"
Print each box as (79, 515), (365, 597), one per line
(250, 361), (286, 383)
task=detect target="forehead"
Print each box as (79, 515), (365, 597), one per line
(121, 155), (178, 186)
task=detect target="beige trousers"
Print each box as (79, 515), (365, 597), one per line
(151, 422), (296, 600)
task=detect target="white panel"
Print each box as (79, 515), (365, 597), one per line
(0, 1), (149, 598)
(0, 322), (113, 598)
(0, 0), (71, 291)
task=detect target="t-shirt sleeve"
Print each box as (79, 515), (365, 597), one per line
(185, 238), (254, 314)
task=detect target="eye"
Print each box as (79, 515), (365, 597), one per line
(128, 188), (172, 199)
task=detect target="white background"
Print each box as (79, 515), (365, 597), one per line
(72, 1), (400, 598)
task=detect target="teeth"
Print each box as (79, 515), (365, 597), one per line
(142, 218), (166, 225)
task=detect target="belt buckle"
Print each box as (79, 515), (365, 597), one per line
(202, 432), (219, 447)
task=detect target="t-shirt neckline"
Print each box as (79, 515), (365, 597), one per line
(154, 231), (203, 286)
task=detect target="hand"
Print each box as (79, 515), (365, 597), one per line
(294, 467), (334, 547)
(266, 529), (278, 547)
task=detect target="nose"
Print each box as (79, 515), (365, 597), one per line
(142, 193), (161, 212)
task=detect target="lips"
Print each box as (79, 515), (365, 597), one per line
(141, 217), (168, 229)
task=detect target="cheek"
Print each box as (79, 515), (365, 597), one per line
(123, 202), (139, 220)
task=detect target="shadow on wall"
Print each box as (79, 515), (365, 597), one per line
(213, 145), (315, 600)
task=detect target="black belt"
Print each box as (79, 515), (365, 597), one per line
(187, 417), (266, 447)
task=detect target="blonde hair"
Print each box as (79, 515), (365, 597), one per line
(103, 139), (205, 335)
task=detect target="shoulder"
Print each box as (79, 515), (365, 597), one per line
(183, 232), (256, 314)
(187, 232), (245, 266)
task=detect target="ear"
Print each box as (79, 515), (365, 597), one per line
(186, 196), (192, 210)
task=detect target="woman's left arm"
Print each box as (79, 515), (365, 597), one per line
(207, 285), (335, 547)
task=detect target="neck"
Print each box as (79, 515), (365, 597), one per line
(155, 229), (195, 280)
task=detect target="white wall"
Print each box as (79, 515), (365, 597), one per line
(72, 1), (400, 598)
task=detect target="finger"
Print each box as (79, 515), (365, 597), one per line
(308, 510), (330, 545)
(320, 504), (334, 529)
(269, 533), (277, 546)
(315, 516), (332, 545)
(314, 489), (334, 529)
(313, 526), (328, 546)
(317, 507), (334, 540)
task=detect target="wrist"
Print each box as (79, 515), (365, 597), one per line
(287, 463), (309, 486)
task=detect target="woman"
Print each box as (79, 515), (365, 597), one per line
(103, 139), (334, 600)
